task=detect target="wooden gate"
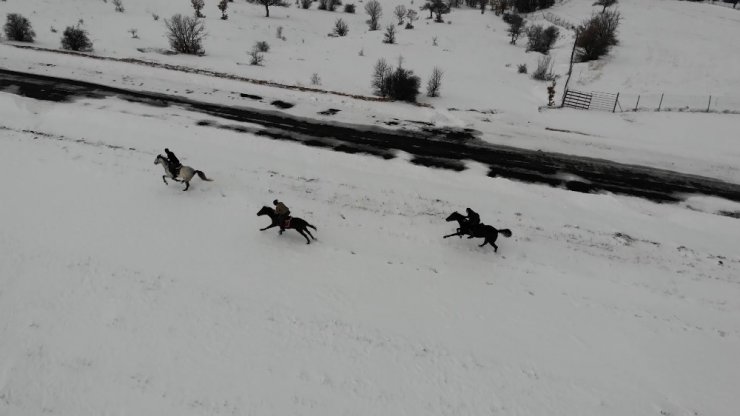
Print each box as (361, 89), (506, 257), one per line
(562, 89), (619, 112)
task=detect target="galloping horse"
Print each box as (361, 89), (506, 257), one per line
(154, 154), (213, 191)
(257, 206), (317, 244)
(443, 211), (512, 252)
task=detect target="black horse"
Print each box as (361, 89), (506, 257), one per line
(257, 206), (317, 244)
(443, 211), (512, 252)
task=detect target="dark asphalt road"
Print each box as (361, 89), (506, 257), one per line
(2, 68), (740, 204)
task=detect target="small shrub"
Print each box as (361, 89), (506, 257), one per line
(405, 9), (418, 28)
(152, 13), (160, 21)
(426, 66), (443, 97)
(531, 55), (555, 81)
(526, 24), (558, 54)
(276, 26), (285, 40)
(165, 14), (205, 55)
(358, 48), (364, 56)
(191, 0), (205, 18)
(318, 0), (328, 10)
(344, 3), (355, 13)
(432, 36), (438, 46)
(517, 63), (527, 73)
(364, 0), (382, 31)
(333, 18), (349, 36)
(394, 5), (407, 25)
(383, 24), (396, 44)
(61, 24), (93, 51)
(255, 40), (270, 52)
(218, 0), (229, 19)
(311, 73), (321, 85)
(507, 13), (524, 44)
(50, 26), (57, 33)
(112, 0), (125, 12)
(4, 13), (36, 42)
(328, 0), (342, 11)
(576, 10), (620, 62)
(249, 48), (264, 65)
(301, 0), (312, 8)
(129, 28), (138, 38)
(372, 58), (421, 102)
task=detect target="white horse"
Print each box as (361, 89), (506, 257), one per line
(154, 154), (213, 191)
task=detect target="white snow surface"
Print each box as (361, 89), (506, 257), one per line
(2, 0), (740, 414)
(1, 91), (740, 415)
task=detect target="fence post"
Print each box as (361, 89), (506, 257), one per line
(657, 93), (664, 111)
(612, 92), (619, 113)
(634, 95), (640, 111)
(707, 95), (712, 112)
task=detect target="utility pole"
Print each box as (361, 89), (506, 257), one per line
(561, 31), (579, 107)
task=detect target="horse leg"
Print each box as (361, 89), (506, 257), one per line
(443, 232), (461, 238)
(260, 224), (277, 231)
(305, 228), (316, 240)
(493, 242), (498, 252)
(479, 239), (488, 247)
(182, 181), (189, 191)
(162, 175), (168, 185)
(297, 229), (310, 244)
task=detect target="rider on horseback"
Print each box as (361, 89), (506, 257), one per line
(464, 208), (480, 231)
(273, 199), (291, 233)
(165, 148), (182, 179)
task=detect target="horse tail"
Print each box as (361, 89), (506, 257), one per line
(499, 229), (512, 238)
(195, 170), (213, 181)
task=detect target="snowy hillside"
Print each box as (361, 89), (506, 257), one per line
(2, 0), (740, 415)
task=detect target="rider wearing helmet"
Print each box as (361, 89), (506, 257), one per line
(164, 148), (182, 179)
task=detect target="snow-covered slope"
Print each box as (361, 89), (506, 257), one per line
(1, 92), (739, 415)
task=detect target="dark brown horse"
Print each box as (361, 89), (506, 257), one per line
(443, 211), (512, 252)
(257, 206), (317, 244)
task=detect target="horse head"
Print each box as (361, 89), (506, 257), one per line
(256, 206), (274, 217)
(154, 154), (165, 165)
(445, 211), (465, 223)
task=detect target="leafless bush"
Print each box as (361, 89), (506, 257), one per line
(165, 14), (206, 55)
(249, 48), (264, 65)
(394, 5), (407, 25)
(255, 40), (270, 52)
(311, 73), (321, 85)
(4, 13), (35, 42)
(333, 18), (349, 36)
(383, 24), (396, 43)
(364, 0), (382, 30)
(61, 24), (93, 51)
(531, 55), (555, 81)
(426, 66), (443, 97)
(112, 0), (125, 12)
(191, 0), (205, 18)
(576, 10), (620, 62)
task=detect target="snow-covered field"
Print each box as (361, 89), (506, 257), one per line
(2, 0), (740, 414)
(2, 87), (740, 416)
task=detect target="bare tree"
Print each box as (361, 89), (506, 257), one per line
(394, 5), (407, 25)
(247, 0), (289, 17)
(426, 66), (443, 97)
(592, 0), (617, 12)
(421, 0), (450, 23)
(218, 0), (229, 19)
(112, 0), (125, 12)
(507, 13), (524, 44)
(191, 0), (205, 18)
(165, 14), (206, 54)
(364, 0), (382, 30)
(405, 9), (419, 28)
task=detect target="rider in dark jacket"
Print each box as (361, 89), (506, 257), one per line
(165, 148), (182, 179)
(274, 199), (291, 232)
(465, 208), (480, 228)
